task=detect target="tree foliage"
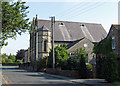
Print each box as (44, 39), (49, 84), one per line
(1, 53), (16, 63)
(16, 49), (25, 60)
(2, 58), (5, 63)
(78, 54), (87, 79)
(1, 1), (30, 46)
(8, 54), (16, 62)
(74, 48), (88, 62)
(1, 53), (8, 59)
(5, 59), (13, 63)
(16, 59), (23, 64)
(72, 48), (88, 78)
(93, 37), (119, 82)
(102, 52), (119, 82)
(36, 58), (46, 71)
(93, 37), (112, 55)
(67, 48), (88, 70)
(47, 44), (69, 69)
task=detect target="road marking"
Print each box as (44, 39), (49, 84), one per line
(2, 74), (12, 86)
(2, 75), (9, 84)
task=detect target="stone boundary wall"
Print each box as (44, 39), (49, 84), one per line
(19, 63), (93, 79)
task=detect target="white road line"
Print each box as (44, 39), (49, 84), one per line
(2, 75), (8, 84)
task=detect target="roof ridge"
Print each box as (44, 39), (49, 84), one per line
(37, 19), (101, 25)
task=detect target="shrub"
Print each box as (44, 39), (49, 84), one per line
(66, 56), (79, 70)
(5, 59), (13, 63)
(8, 54), (16, 62)
(86, 64), (93, 72)
(16, 59), (23, 64)
(47, 44), (69, 69)
(102, 52), (119, 82)
(37, 58), (46, 71)
(78, 55), (87, 79)
(2, 58), (5, 63)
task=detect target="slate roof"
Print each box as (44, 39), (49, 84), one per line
(37, 19), (107, 42)
(37, 25), (49, 31)
(67, 37), (94, 52)
(67, 38), (84, 49)
(112, 24), (120, 30)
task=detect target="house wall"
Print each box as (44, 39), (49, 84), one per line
(30, 31), (36, 62)
(24, 50), (28, 63)
(107, 27), (120, 55)
(67, 38), (94, 64)
(37, 30), (51, 59)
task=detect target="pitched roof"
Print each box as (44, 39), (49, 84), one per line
(37, 25), (49, 31)
(112, 24), (120, 30)
(106, 24), (120, 38)
(37, 19), (107, 42)
(67, 37), (94, 52)
(67, 38), (84, 49)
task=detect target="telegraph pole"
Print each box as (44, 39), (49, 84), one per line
(50, 16), (55, 71)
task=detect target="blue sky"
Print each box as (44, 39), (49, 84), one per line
(1, 1), (119, 55)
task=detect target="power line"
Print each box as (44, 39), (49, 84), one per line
(64, 1), (105, 20)
(55, 0), (85, 16)
(56, 1), (106, 21)
(57, 2), (96, 19)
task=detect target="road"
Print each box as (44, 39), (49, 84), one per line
(2, 66), (84, 85)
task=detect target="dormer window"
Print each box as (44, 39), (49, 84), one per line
(61, 23), (64, 25)
(80, 24), (85, 27)
(59, 22), (64, 26)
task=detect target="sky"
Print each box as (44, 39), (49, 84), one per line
(1, 0), (119, 55)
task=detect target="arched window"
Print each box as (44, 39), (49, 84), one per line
(44, 40), (47, 52)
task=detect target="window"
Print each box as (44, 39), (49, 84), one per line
(80, 24), (85, 27)
(85, 53), (89, 63)
(60, 23), (64, 25)
(84, 43), (88, 48)
(112, 36), (115, 49)
(59, 22), (64, 26)
(70, 52), (74, 56)
(44, 40), (47, 52)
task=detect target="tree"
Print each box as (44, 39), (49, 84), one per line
(93, 37), (112, 55)
(66, 48), (87, 70)
(93, 37), (119, 82)
(102, 52), (119, 82)
(5, 59), (13, 63)
(1, 53), (8, 59)
(8, 54), (16, 62)
(47, 44), (69, 69)
(2, 58), (5, 63)
(1, 1), (30, 46)
(16, 49), (25, 60)
(36, 58), (46, 71)
(16, 59), (23, 64)
(78, 54), (87, 79)
(74, 48), (88, 78)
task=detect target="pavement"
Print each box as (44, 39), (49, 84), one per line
(38, 72), (118, 86)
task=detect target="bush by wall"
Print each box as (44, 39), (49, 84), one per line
(102, 52), (119, 82)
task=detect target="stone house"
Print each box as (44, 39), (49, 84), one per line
(95, 24), (120, 78)
(106, 24), (120, 56)
(67, 37), (94, 63)
(106, 24), (120, 74)
(30, 16), (107, 64)
(24, 48), (30, 63)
